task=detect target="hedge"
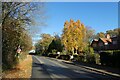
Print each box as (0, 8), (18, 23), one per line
(57, 55), (70, 60)
(100, 50), (120, 68)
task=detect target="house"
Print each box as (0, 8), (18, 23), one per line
(110, 36), (119, 50)
(91, 34), (119, 51)
(91, 39), (98, 51)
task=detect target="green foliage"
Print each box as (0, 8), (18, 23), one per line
(48, 53), (59, 58)
(94, 32), (105, 39)
(86, 54), (95, 63)
(47, 35), (63, 53)
(57, 55), (70, 60)
(94, 53), (100, 65)
(35, 33), (53, 55)
(106, 28), (120, 37)
(52, 49), (57, 54)
(94, 28), (120, 39)
(61, 50), (67, 55)
(83, 47), (94, 55)
(83, 47), (95, 63)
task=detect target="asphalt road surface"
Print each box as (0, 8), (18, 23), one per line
(31, 55), (119, 80)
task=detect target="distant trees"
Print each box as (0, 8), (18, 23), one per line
(35, 33), (53, 55)
(94, 28), (120, 39)
(47, 35), (63, 53)
(106, 28), (120, 37)
(61, 19), (86, 55)
(85, 27), (95, 42)
(94, 32), (105, 39)
(35, 33), (64, 56)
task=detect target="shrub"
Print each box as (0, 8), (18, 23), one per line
(86, 54), (96, 64)
(58, 55), (70, 60)
(94, 53), (100, 65)
(61, 50), (67, 55)
(52, 49), (57, 54)
(73, 55), (79, 61)
(78, 55), (85, 62)
(48, 53), (59, 58)
(100, 50), (120, 68)
(113, 51), (120, 67)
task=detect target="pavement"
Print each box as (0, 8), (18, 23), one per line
(31, 55), (120, 80)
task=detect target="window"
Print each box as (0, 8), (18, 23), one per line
(99, 42), (103, 46)
(105, 43), (108, 45)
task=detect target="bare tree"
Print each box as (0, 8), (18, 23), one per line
(2, 2), (44, 26)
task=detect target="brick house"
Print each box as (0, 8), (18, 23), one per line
(91, 34), (119, 51)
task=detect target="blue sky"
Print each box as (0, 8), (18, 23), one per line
(32, 2), (118, 44)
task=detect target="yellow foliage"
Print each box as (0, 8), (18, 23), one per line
(62, 19), (86, 54)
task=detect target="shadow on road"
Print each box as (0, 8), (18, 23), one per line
(32, 61), (119, 80)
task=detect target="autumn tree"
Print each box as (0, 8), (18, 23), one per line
(61, 19), (86, 55)
(2, 2), (44, 70)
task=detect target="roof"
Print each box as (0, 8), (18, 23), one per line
(90, 39), (98, 45)
(94, 39), (98, 41)
(100, 38), (112, 43)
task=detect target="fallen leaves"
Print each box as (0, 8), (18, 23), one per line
(2, 55), (32, 79)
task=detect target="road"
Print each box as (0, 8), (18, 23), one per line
(31, 55), (119, 80)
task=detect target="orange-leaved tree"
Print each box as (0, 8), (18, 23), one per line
(61, 19), (86, 55)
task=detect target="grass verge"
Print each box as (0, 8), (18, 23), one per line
(2, 55), (32, 79)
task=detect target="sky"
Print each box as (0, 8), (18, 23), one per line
(2, 0), (120, 2)
(32, 2), (118, 45)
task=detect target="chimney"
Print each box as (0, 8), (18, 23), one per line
(106, 34), (110, 39)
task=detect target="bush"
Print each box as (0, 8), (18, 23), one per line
(58, 55), (70, 60)
(52, 49), (57, 54)
(94, 53), (100, 65)
(78, 55), (85, 62)
(73, 55), (84, 62)
(48, 53), (59, 58)
(100, 50), (120, 68)
(100, 52), (112, 66)
(73, 53), (99, 64)
(61, 50), (67, 55)
(73, 55), (79, 61)
(82, 47), (96, 63)
(86, 54), (96, 64)
(113, 51), (120, 67)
